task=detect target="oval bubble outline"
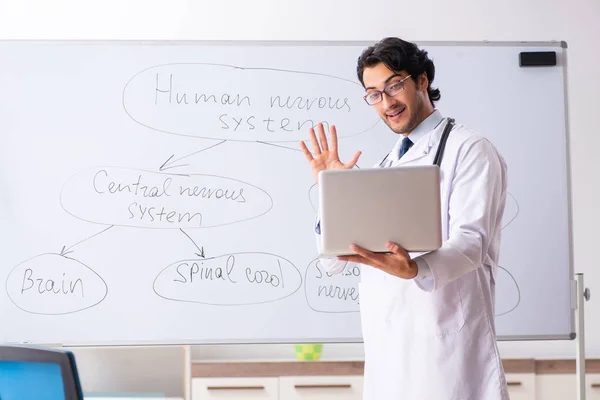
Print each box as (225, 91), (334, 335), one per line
(502, 192), (520, 230)
(495, 265), (521, 317)
(308, 183), (318, 213)
(59, 166), (274, 229)
(304, 258), (360, 314)
(153, 252), (303, 306)
(121, 62), (381, 143)
(5, 253), (109, 315)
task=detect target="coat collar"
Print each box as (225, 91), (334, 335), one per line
(389, 109), (446, 166)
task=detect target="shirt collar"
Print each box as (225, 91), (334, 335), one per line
(390, 109), (444, 162)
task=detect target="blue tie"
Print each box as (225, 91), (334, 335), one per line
(399, 136), (413, 158)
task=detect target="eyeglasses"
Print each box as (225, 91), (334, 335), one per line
(363, 75), (412, 105)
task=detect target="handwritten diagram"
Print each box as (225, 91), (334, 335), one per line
(5, 252), (108, 315)
(304, 258), (361, 313)
(3, 62), (371, 318)
(154, 252), (302, 306)
(3, 60), (523, 322)
(60, 167), (273, 229)
(122, 63), (379, 142)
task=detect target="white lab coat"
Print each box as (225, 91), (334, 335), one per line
(317, 114), (510, 399)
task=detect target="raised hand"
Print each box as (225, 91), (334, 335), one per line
(299, 123), (361, 183)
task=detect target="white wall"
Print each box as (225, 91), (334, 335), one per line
(1, 0), (599, 393)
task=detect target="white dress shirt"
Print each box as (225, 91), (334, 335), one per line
(390, 110), (446, 289)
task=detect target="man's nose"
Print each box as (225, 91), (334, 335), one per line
(381, 93), (395, 110)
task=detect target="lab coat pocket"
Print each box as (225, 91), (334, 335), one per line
(409, 279), (466, 337)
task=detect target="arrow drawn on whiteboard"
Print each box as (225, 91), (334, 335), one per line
(5, 225), (116, 315)
(179, 228), (206, 258)
(256, 141), (304, 153)
(60, 225), (114, 257)
(258, 139), (364, 170)
(159, 140), (226, 174)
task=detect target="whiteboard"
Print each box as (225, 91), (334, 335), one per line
(0, 40), (574, 345)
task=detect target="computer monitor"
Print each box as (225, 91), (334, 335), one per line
(0, 345), (83, 400)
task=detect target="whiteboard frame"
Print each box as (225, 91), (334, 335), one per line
(0, 39), (575, 346)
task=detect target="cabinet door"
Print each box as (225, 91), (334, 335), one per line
(279, 376), (362, 400)
(586, 373), (600, 399)
(192, 377), (278, 400)
(501, 373), (536, 400)
(535, 374), (576, 400)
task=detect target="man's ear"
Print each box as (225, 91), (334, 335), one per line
(418, 72), (429, 93)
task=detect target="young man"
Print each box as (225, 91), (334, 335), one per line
(300, 37), (510, 399)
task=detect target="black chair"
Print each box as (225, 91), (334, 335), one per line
(0, 344), (83, 400)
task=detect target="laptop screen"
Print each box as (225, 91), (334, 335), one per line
(0, 360), (66, 400)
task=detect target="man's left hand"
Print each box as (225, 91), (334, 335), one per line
(337, 242), (418, 279)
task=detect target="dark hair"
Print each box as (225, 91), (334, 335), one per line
(357, 37), (441, 106)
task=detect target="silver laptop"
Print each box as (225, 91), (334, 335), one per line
(318, 165), (442, 256)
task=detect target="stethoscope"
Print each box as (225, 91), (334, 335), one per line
(378, 117), (455, 168)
